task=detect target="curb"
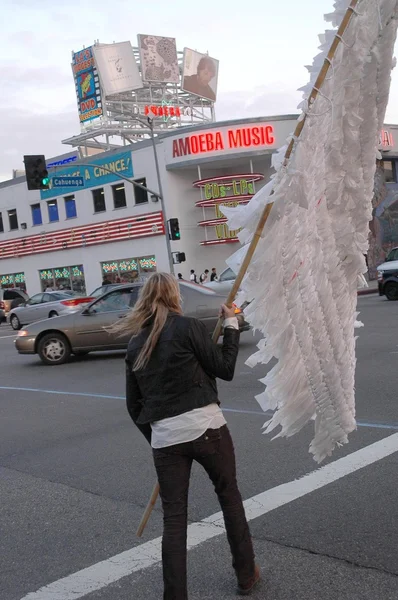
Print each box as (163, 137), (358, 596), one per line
(358, 288), (378, 296)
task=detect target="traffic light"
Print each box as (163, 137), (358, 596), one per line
(168, 218), (181, 240)
(24, 155), (50, 190)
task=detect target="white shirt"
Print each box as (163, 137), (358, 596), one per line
(151, 316), (239, 449)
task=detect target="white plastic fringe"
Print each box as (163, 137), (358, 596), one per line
(223, 0), (398, 462)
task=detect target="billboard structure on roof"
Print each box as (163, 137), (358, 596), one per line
(182, 49), (219, 102)
(72, 46), (103, 123)
(93, 42), (143, 95)
(65, 37), (218, 153)
(138, 35), (179, 83)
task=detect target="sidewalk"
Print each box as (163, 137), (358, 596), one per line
(358, 278), (379, 296)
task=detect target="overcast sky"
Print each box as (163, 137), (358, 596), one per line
(1, 0), (398, 182)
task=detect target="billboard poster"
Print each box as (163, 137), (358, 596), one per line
(182, 49), (219, 102)
(137, 34), (179, 83)
(40, 151), (133, 200)
(93, 42), (143, 95)
(72, 46), (103, 123)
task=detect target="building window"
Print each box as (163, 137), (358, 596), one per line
(134, 178), (149, 204)
(112, 184), (127, 209)
(93, 188), (106, 213)
(383, 160), (396, 183)
(0, 212), (3, 233)
(0, 272), (26, 291)
(8, 209), (18, 230)
(101, 256), (156, 284)
(31, 203), (43, 226)
(64, 195), (77, 219)
(39, 265), (86, 294)
(47, 200), (59, 222)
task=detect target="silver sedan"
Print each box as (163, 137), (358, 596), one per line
(9, 291), (93, 330)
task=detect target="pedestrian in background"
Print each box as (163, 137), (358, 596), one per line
(116, 273), (260, 599)
(210, 267), (218, 282)
(177, 273), (183, 280)
(200, 269), (209, 283)
(190, 269), (198, 283)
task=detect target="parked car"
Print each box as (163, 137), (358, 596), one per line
(204, 267), (237, 295)
(0, 306), (5, 325)
(15, 281), (250, 365)
(377, 247), (398, 300)
(0, 288), (29, 315)
(9, 291), (94, 330)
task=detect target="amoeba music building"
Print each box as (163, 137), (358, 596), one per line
(4, 113), (396, 295)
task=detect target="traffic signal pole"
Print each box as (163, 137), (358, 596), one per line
(147, 118), (174, 274)
(47, 146), (175, 275)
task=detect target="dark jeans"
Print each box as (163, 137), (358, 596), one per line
(153, 425), (255, 600)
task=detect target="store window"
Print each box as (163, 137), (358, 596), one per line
(383, 160), (396, 183)
(39, 265), (86, 294)
(47, 200), (59, 222)
(134, 178), (149, 205)
(112, 184), (127, 209)
(8, 209), (18, 230)
(0, 272), (26, 291)
(101, 256), (156, 284)
(0, 212), (3, 233)
(64, 195), (77, 219)
(93, 188), (106, 213)
(31, 203), (43, 226)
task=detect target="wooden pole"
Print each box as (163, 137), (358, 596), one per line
(136, 482), (160, 537)
(136, 0), (359, 538)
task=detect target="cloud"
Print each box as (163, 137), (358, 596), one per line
(0, 108), (80, 182)
(216, 85), (302, 121)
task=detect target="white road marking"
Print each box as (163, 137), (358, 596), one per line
(20, 432), (398, 600)
(0, 334), (16, 339)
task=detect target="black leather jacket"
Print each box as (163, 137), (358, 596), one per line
(125, 314), (240, 443)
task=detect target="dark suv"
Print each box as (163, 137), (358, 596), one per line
(377, 247), (398, 300)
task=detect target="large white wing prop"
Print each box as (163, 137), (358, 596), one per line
(223, 0), (398, 462)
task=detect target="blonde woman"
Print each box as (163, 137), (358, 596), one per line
(117, 273), (260, 599)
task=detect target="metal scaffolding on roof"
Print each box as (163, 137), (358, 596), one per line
(62, 47), (215, 156)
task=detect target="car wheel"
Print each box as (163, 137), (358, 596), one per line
(10, 314), (21, 330)
(49, 311), (58, 318)
(384, 282), (398, 301)
(38, 333), (71, 365)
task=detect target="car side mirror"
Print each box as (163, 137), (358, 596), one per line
(82, 307), (94, 316)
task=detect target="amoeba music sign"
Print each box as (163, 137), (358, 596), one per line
(165, 118), (298, 166)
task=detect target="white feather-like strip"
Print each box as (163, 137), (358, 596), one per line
(225, 0), (398, 462)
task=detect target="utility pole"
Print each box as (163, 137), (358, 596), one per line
(146, 117), (174, 274)
(46, 120), (175, 274)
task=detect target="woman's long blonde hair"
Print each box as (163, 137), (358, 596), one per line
(111, 272), (182, 370)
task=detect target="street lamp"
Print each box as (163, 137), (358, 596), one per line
(133, 115), (174, 274)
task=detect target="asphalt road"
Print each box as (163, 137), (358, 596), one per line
(1, 294), (398, 600)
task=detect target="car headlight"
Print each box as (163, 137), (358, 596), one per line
(377, 270), (384, 281)
(17, 330), (29, 337)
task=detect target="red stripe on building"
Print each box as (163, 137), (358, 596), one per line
(0, 212), (164, 260)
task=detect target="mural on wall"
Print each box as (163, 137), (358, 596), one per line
(367, 160), (398, 279)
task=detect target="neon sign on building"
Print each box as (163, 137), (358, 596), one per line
(193, 174), (265, 246)
(174, 125), (275, 158)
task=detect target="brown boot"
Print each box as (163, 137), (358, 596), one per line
(237, 564), (261, 595)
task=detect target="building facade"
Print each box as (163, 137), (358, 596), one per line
(1, 116), (397, 295)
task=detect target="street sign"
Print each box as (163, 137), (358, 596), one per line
(52, 176), (84, 188)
